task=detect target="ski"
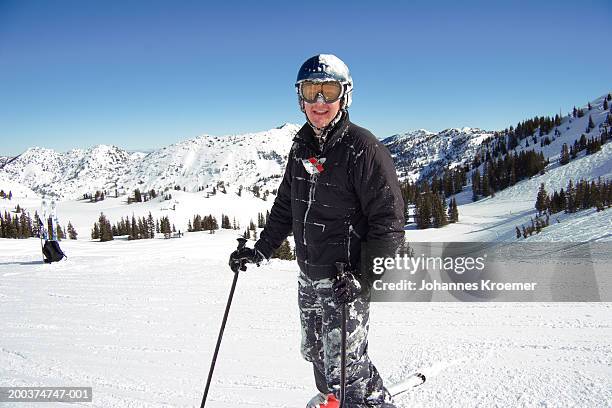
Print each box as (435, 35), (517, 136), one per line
(39, 197), (67, 263)
(387, 372), (426, 397)
(50, 199), (59, 240)
(40, 198), (50, 240)
(310, 372), (425, 408)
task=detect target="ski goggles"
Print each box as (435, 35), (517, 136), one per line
(298, 80), (344, 103)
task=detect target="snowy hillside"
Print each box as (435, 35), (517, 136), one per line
(0, 124), (300, 200)
(385, 93), (611, 185)
(0, 145), (135, 199)
(119, 123), (299, 196)
(407, 93), (612, 243)
(1, 232), (610, 407)
(0, 156), (12, 168)
(383, 127), (494, 181)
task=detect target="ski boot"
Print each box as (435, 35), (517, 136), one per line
(306, 392), (340, 408)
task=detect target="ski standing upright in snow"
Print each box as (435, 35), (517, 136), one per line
(39, 197), (66, 263)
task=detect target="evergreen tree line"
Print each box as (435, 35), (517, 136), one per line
(220, 214), (242, 230)
(257, 211), (270, 228)
(127, 188), (160, 204)
(535, 178), (612, 216)
(83, 190), (106, 202)
(472, 150), (548, 201)
(187, 214), (219, 233)
(473, 133), (508, 165)
(92, 212), (176, 242)
(515, 214), (550, 239)
(0, 208), (76, 240)
(505, 114), (563, 143)
(515, 176), (611, 239)
(559, 128), (610, 165)
(572, 106), (585, 118)
(413, 188), (459, 229)
(400, 167), (467, 208)
(430, 167), (468, 198)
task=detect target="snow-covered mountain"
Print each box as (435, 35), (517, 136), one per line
(0, 124), (300, 199)
(119, 123), (299, 196)
(0, 155), (13, 168)
(387, 93), (611, 184)
(1, 92), (610, 204)
(383, 127), (494, 181)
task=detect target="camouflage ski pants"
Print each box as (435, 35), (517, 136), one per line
(298, 271), (387, 407)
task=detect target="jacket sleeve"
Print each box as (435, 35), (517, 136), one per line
(254, 151), (293, 259)
(352, 143), (405, 277)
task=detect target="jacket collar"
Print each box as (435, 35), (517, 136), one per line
(293, 111), (350, 155)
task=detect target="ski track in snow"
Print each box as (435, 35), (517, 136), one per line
(1, 232), (611, 407)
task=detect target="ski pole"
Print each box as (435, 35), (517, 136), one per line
(335, 262), (348, 408)
(340, 302), (347, 408)
(201, 238), (246, 407)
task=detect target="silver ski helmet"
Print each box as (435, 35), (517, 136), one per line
(295, 54), (353, 111)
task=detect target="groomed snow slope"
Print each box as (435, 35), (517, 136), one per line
(1, 231), (610, 407)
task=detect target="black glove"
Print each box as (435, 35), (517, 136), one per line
(228, 246), (264, 273)
(332, 270), (363, 305)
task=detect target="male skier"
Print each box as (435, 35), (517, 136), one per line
(229, 54), (405, 407)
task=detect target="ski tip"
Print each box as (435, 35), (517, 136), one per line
(387, 372), (426, 397)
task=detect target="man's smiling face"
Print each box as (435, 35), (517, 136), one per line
(304, 99), (341, 132)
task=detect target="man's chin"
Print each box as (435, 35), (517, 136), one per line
(311, 120), (331, 129)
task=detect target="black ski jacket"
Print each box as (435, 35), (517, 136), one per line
(255, 112), (405, 282)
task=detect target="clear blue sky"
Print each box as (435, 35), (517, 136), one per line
(1, 0), (610, 155)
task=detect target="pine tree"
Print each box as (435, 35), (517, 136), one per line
(273, 239), (295, 260)
(588, 115), (595, 129)
(535, 183), (548, 215)
(566, 180), (576, 213)
(604, 98), (609, 111)
(98, 213), (113, 242)
(481, 167), (491, 197)
(67, 222), (78, 240)
(91, 223), (100, 240)
(448, 198), (459, 223)
(415, 192), (432, 229)
(131, 215), (138, 240)
(56, 224), (64, 240)
(431, 193), (448, 228)
(138, 217), (146, 238)
(471, 168), (481, 201)
(147, 212), (155, 238)
(559, 143), (570, 165)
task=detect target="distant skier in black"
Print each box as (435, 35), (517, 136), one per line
(229, 54), (405, 408)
